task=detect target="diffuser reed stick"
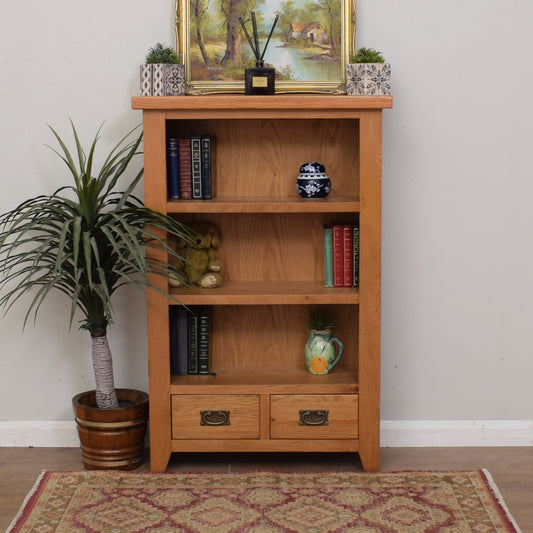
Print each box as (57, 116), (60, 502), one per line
(239, 13), (279, 67)
(260, 14), (279, 63)
(239, 16), (258, 58)
(251, 12), (260, 63)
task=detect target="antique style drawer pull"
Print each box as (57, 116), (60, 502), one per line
(299, 409), (329, 426)
(201, 410), (230, 426)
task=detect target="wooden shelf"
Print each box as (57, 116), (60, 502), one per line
(132, 94), (393, 112)
(169, 281), (359, 305)
(170, 366), (358, 394)
(167, 195), (360, 214)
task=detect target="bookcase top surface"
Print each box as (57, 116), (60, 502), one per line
(131, 94), (393, 111)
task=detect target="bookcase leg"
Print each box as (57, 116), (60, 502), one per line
(359, 447), (380, 472)
(149, 448), (172, 472)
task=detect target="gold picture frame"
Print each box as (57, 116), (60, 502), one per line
(175, 0), (355, 94)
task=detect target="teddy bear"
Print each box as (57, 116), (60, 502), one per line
(169, 224), (222, 289)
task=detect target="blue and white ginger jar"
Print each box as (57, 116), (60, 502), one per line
(296, 161), (331, 199)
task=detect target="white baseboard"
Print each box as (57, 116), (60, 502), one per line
(0, 421), (79, 447)
(381, 420), (533, 447)
(1, 420), (532, 448)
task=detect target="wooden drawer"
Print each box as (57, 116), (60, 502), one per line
(270, 394), (358, 439)
(171, 395), (260, 439)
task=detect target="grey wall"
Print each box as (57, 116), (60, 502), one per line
(0, 1), (532, 434)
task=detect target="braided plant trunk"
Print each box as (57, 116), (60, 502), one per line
(91, 334), (120, 409)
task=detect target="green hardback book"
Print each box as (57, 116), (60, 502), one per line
(323, 225), (333, 287)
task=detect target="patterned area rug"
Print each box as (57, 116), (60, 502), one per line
(8, 470), (520, 532)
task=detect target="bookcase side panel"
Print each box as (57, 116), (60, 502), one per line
(143, 110), (173, 471)
(144, 111), (168, 211)
(358, 110), (383, 472)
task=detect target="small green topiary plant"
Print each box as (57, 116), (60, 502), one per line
(351, 47), (385, 64)
(145, 43), (180, 64)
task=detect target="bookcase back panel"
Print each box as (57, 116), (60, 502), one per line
(209, 304), (358, 372)
(174, 213), (357, 283)
(166, 119), (359, 198)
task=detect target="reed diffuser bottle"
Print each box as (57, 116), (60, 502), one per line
(240, 12), (278, 95)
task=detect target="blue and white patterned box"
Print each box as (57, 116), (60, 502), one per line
(140, 65), (152, 96)
(346, 63), (391, 95)
(140, 64), (185, 96)
(164, 65), (186, 96)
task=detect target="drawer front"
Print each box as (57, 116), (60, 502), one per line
(171, 395), (260, 439)
(270, 394), (358, 439)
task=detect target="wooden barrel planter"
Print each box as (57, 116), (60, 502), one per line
(73, 389), (149, 470)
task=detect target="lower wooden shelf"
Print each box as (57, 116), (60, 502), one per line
(170, 366), (358, 394)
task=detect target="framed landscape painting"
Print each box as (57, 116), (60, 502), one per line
(175, 0), (355, 94)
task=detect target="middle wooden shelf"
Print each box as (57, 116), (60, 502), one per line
(169, 281), (359, 305)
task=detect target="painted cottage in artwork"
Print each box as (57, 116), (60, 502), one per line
(287, 22), (329, 45)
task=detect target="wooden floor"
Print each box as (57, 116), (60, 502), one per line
(1, 447), (531, 531)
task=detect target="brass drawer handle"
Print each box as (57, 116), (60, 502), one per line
(299, 409), (329, 426)
(201, 410), (230, 426)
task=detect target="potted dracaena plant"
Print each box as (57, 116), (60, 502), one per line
(346, 47), (391, 95)
(140, 42), (185, 96)
(0, 120), (195, 470)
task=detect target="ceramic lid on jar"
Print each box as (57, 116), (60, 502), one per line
(299, 162), (326, 174)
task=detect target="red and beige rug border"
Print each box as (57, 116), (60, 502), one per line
(8, 468), (522, 532)
(479, 469), (522, 532)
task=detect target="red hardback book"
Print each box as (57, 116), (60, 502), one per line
(332, 225), (344, 287)
(177, 138), (193, 199)
(343, 225), (353, 287)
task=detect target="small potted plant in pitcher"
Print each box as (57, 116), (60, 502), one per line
(304, 306), (343, 375)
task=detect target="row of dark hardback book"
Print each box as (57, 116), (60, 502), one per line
(323, 224), (359, 288)
(166, 135), (215, 200)
(169, 307), (211, 375)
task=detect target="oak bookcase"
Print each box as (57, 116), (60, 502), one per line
(131, 95), (392, 472)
